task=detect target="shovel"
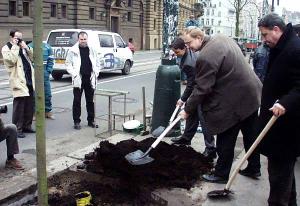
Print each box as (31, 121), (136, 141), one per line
(207, 115), (278, 198)
(152, 105), (181, 137)
(125, 115), (182, 165)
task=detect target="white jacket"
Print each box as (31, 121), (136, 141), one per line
(65, 43), (101, 89)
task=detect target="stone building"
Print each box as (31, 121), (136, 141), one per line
(0, 0), (146, 51)
(0, 0), (196, 53)
(178, 0), (197, 32)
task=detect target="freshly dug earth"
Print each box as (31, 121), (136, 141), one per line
(87, 138), (213, 189)
(28, 138), (213, 205)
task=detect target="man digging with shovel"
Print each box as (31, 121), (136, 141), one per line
(180, 28), (262, 184)
(169, 37), (216, 160)
(256, 13), (300, 206)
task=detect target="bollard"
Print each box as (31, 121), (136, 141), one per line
(151, 59), (181, 136)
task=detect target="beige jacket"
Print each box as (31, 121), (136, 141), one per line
(1, 43), (35, 97)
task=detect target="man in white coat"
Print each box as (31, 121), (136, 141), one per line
(65, 31), (100, 130)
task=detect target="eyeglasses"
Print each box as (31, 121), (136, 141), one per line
(184, 40), (192, 45)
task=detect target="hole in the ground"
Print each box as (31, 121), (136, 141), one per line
(23, 138), (213, 205)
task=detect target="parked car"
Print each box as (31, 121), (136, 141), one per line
(46, 29), (133, 80)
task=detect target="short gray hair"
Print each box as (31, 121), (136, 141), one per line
(258, 13), (286, 31)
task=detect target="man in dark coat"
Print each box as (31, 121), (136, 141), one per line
(169, 37), (216, 159)
(258, 13), (300, 206)
(180, 27), (262, 183)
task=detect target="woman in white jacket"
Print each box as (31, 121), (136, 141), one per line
(65, 31), (101, 130)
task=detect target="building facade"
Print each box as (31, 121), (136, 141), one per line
(199, 0), (235, 36)
(0, 0), (150, 51)
(0, 0), (197, 53)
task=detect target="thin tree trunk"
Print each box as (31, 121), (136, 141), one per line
(33, 0), (48, 205)
(235, 11), (240, 37)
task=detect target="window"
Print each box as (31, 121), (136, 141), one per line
(89, 7), (95, 19)
(61, 4), (67, 18)
(206, 19), (209, 25)
(154, 18), (156, 30)
(51, 4), (57, 17)
(206, 9), (210, 16)
(218, 20), (221, 26)
(115, 35), (125, 48)
(218, 11), (221, 17)
(212, 9), (214, 16)
(139, 14), (143, 27)
(47, 32), (78, 47)
(219, 1), (221, 7)
(23, 1), (30, 16)
(201, 18), (204, 26)
(9, 1), (17, 16)
(99, 34), (114, 47)
(128, 0), (132, 7)
(211, 19), (214, 25)
(127, 12), (132, 21)
(154, 1), (157, 12)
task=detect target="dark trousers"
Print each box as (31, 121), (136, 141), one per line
(184, 105), (215, 151)
(44, 71), (52, 112)
(0, 124), (19, 157)
(214, 111), (261, 179)
(12, 94), (34, 132)
(73, 79), (95, 124)
(268, 158), (297, 206)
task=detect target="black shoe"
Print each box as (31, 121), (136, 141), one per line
(74, 123), (81, 130)
(202, 173), (228, 184)
(239, 167), (261, 179)
(88, 122), (98, 128)
(17, 132), (26, 138)
(23, 128), (36, 133)
(171, 136), (191, 145)
(202, 148), (217, 160)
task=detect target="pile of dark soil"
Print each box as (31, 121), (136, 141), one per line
(26, 138), (213, 206)
(87, 138), (213, 189)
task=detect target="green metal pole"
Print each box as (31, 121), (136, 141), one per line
(33, 0), (48, 205)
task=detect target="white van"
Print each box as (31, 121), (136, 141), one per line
(46, 29), (133, 80)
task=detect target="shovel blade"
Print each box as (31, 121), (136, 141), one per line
(125, 150), (154, 165)
(151, 126), (165, 137)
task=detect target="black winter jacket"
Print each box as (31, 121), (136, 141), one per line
(258, 24), (300, 159)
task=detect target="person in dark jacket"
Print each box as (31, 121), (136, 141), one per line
(169, 37), (216, 159)
(180, 27), (262, 183)
(257, 13), (300, 206)
(253, 42), (270, 82)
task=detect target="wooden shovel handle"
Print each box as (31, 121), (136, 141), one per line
(169, 105), (180, 123)
(225, 115), (278, 190)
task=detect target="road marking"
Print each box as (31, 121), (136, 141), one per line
(0, 70), (156, 106)
(53, 70), (156, 94)
(0, 81), (9, 86)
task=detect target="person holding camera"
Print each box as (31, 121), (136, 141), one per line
(0, 106), (24, 170)
(1, 29), (35, 138)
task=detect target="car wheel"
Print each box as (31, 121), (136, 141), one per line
(52, 72), (63, 80)
(122, 60), (131, 75)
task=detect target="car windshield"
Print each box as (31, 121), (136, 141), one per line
(47, 32), (78, 47)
